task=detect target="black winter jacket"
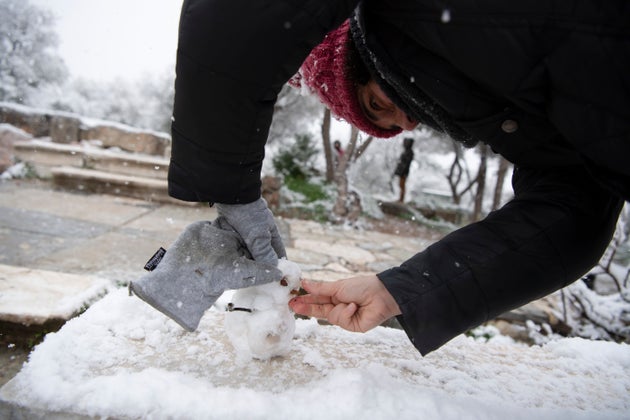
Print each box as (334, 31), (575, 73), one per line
(170, 0), (628, 354)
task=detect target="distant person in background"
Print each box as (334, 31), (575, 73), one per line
(394, 137), (414, 203)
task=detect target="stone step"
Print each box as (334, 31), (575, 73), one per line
(14, 139), (169, 180)
(50, 166), (177, 204)
(0, 264), (111, 328)
(13, 139), (83, 177)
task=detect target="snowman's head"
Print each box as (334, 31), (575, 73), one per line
(277, 259), (302, 292)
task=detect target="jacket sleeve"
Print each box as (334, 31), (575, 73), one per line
(168, 0), (359, 203)
(377, 165), (623, 355)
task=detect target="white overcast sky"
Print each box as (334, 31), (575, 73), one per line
(31, 0), (184, 82)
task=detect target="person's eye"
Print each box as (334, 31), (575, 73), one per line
(370, 98), (383, 111)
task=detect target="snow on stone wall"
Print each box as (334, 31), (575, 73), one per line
(0, 102), (171, 157)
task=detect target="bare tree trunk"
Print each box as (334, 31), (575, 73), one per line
(352, 135), (373, 162)
(321, 108), (334, 182)
(491, 156), (510, 211)
(447, 156), (463, 205)
(446, 141), (476, 205)
(446, 142), (463, 204)
(472, 144), (489, 221)
(333, 126), (359, 219)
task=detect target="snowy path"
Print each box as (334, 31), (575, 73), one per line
(2, 288), (629, 419)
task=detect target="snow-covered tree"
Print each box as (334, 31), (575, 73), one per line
(269, 85), (322, 145)
(137, 72), (175, 133)
(35, 71), (175, 133)
(331, 125), (366, 222)
(0, 0), (68, 104)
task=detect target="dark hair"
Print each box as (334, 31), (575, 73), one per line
(345, 37), (371, 86)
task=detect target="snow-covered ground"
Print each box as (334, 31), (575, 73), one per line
(2, 288), (629, 419)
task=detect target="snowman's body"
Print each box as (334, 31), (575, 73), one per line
(224, 259), (301, 360)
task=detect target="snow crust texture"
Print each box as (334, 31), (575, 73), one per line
(2, 288), (629, 420)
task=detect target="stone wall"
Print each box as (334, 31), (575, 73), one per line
(0, 124), (32, 172)
(0, 102), (171, 157)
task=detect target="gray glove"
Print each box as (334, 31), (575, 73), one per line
(215, 197), (286, 265)
(129, 217), (283, 332)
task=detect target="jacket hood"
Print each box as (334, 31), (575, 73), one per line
(349, 3), (478, 147)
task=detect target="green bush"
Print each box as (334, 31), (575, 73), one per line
(285, 176), (329, 203)
(272, 133), (318, 179)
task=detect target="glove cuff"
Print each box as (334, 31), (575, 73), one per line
(216, 197), (268, 213)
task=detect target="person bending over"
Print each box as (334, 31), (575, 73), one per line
(137, 0), (628, 355)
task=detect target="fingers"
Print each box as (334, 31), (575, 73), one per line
(300, 279), (339, 297)
(289, 277), (395, 334)
(289, 281), (333, 318)
(290, 295), (362, 333)
(328, 302), (359, 331)
(289, 299), (335, 319)
(292, 292), (333, 305)
(289, 279), (363, 332)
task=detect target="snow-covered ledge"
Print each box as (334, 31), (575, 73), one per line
(0, 264), (111, 326)
(0, 102), (171, 156)
(1, 288), (629, 419)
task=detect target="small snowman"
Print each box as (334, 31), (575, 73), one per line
(224, 259), (302, 360)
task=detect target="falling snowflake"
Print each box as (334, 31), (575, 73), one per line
(441, 9), (451, 23)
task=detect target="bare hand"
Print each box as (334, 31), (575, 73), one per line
(288, 275), (401, 333)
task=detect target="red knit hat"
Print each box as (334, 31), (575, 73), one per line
(289, 20), (401, 139)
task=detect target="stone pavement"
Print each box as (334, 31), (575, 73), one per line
(0, 179), (433, 392)
(0, 180), (430, 283)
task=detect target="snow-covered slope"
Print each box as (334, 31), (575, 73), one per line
(1, 288), (628, 419)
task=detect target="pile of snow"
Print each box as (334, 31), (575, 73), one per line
(2, 288), (629, 419)
(0, 162), (29, 180)
(0, 123), (32, 139)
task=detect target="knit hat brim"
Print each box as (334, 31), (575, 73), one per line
(290, 20), (401, 139)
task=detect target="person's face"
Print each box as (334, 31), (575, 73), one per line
(357, 80), (419, 131)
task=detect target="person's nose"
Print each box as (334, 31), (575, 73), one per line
(395, 109), (419, 131)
